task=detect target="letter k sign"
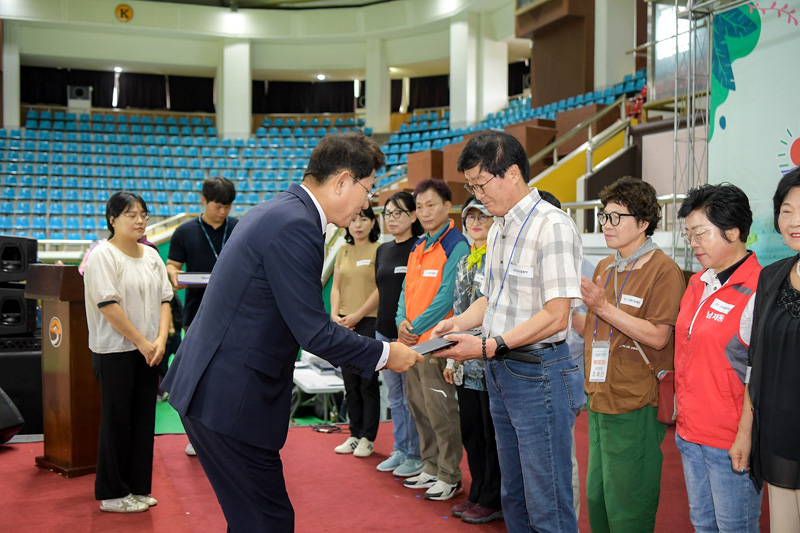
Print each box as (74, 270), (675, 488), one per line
(115, 4), (134, 23)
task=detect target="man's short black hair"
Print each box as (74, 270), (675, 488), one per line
(303, 131), (385, 185)
(413, 179), (452, 203)
(678, 183), (752, 243)
(202, 177), (236, 205)
(773, 167), (800, 232)
(457, 130), (531, 184)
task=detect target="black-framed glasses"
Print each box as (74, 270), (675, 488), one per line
(681, 228), (712, 246)
(597, 211), (636, 227)
(465, 214), (490, 224)
(353, 179), (375, 202)
(383, 209), (409, 220)
(463, 174), (499, 195)
(121, 212), (150, 221)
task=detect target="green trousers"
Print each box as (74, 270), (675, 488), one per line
(586, 405), (666, 533)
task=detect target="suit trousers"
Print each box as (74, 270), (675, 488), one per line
(92, 350), (159, 500)
(182, 415), (294, 533)
(458, 385), (502, 509)
(406, 355), (462, 484)
(340, 317), (380, 441)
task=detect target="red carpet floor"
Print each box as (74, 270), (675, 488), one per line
(0, 416), (770, 532)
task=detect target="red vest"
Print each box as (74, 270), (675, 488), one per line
(674, 253), (761, 450)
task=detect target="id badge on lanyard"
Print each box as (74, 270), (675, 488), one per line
(589, 340), (610, 382)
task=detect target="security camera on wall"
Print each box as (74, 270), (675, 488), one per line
(67, 85), (92, 110)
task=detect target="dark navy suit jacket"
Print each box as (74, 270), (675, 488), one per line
(162, 184), (383, 450)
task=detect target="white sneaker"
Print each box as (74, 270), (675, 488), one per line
(334, 436), (360, 454)
(185, 443), (196, 456)
(100, 494), (149, 513)
(353, 437), (374, 458)
(402, 471), (437, 489)
(424, 480), (463, 501)
(132, 494), (157, 507)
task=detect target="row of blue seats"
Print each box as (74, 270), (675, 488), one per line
(261, 116), (363, 128)
(2, 153), (311, 167)
(1, 146), (314, 160)
(2, 170), (303, 189)
(387, 129), (460, 145)
(25, 121), (217, 136)
(397, 120), (450, 133)
(0, 158), (310, 176)
(384, 137), (462, 155)
(26, 110), (214, 127)
(255, 126), (366, 138)
(408, 111), (449, 122)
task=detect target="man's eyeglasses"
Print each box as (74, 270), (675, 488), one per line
(465, 214), (490, 224)
(681, 228), (712, 246)
(463, 174), (499, 195)
(353, 179), (375, 202)
(597, 211), (636, 227)
(121, 212), (150, 221)
(383, 209), (409, 220)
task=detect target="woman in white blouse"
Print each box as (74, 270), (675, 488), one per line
(84, 192), (172, 514)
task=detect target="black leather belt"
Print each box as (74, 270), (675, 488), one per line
(495, 340), (566, 364)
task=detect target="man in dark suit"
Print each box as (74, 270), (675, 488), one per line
(162, 132), (422, 532)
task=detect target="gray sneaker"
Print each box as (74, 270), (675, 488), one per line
(392, 458), (424, 477)
(100, 494), (149, 513)
(133, 494), (157, 507)
(376, 451), (405, 472)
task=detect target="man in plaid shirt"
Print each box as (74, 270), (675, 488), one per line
(434, 130), (583, 533)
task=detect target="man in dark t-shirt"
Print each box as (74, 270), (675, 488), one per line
(167, 177), (238, 456)
(167, 177), (238, 329)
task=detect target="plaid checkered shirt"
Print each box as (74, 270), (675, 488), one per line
(480, 189), (583, 343)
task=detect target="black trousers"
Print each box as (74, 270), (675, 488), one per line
(92, 350), (159, 500)
(182, 415), (294, 533)
(340, 316), (380, 441)
(458, 385), (502, 509)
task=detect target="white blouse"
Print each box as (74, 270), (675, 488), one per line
(84, 241), (173, 354)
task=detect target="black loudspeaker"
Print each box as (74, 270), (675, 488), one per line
(68, 85), (92, 101)
(0, 284), (38, 336)
(0, 350), (42, 435)
(0, 235), (37, 282)
(0, 386), (24, 444)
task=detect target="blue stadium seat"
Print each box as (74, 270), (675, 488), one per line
(49, 216), (64, 230)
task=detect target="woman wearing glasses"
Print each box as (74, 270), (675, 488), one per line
(444, 195), (503, 524)
(580, 176), (684, 532)
(330, 206), (383, 458)
(733, 168), (800, 532)
(373, 192), (425, 476)
(84, 192), (173, 513)
(673, 183), (763, 532)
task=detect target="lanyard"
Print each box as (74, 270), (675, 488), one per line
(198, 216), (228, 260)
(592, 257), (639, 342)
(486, 198), (541, 310)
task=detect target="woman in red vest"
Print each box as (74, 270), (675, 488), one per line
(675, 183), (763, 531)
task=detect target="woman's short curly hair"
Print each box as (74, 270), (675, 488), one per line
(599, 176), (661, 236)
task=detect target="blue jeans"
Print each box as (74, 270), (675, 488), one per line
(676, 434), (762, 533)
(376, 331), (420, 460)
(485, 343), (581, 533)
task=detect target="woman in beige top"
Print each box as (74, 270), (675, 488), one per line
(330, 207), (382, 458)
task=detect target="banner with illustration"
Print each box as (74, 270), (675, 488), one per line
(709, 2), (799, 264)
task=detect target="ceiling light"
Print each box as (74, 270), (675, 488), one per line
(316, 74), (326, 81)
(114, 67), (123, 73)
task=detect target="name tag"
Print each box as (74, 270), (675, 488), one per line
(356, 260), (371, 267)
(394, 266), (407, 274)
(474, 273), (485, 284)
(619, 294), (643, 308)
(422, 269), (439, 278)
(710, 298), (734, 314)
(589, 340), (610, 383)
(509, 265), (533, 278)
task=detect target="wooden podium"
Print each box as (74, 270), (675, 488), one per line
(25, 264), (100, 478)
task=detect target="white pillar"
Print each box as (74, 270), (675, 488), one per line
(365, 38), (391, 134)
(218, 39), (251, 140)
(3, 21), (21, 129)
(477, 12), (508, 122)
(594, 0), (636, 90)
(449, 13), (478, 129)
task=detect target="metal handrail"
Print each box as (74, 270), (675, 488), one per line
(562, 193), (687, 233)
(583, 118), (632, 175)
(375, 164), (408, 192)
(528, 95), (627, 167)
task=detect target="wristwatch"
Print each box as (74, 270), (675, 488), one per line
(493, 336), (509, 359)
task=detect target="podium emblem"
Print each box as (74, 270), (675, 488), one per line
(49, 317), (63, 348)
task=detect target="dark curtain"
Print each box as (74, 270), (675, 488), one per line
(168, 75), (215, 113)
(508, 61), (529, 97)
(252, 80), (267, 114)
(408, 74), (448, 112)
(67, 69), (115, 108)
(264, 81), (353, 114)
(21, 66), (69, 105)
(391, 79), (402, 112)
(118, 73), (167, 109)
